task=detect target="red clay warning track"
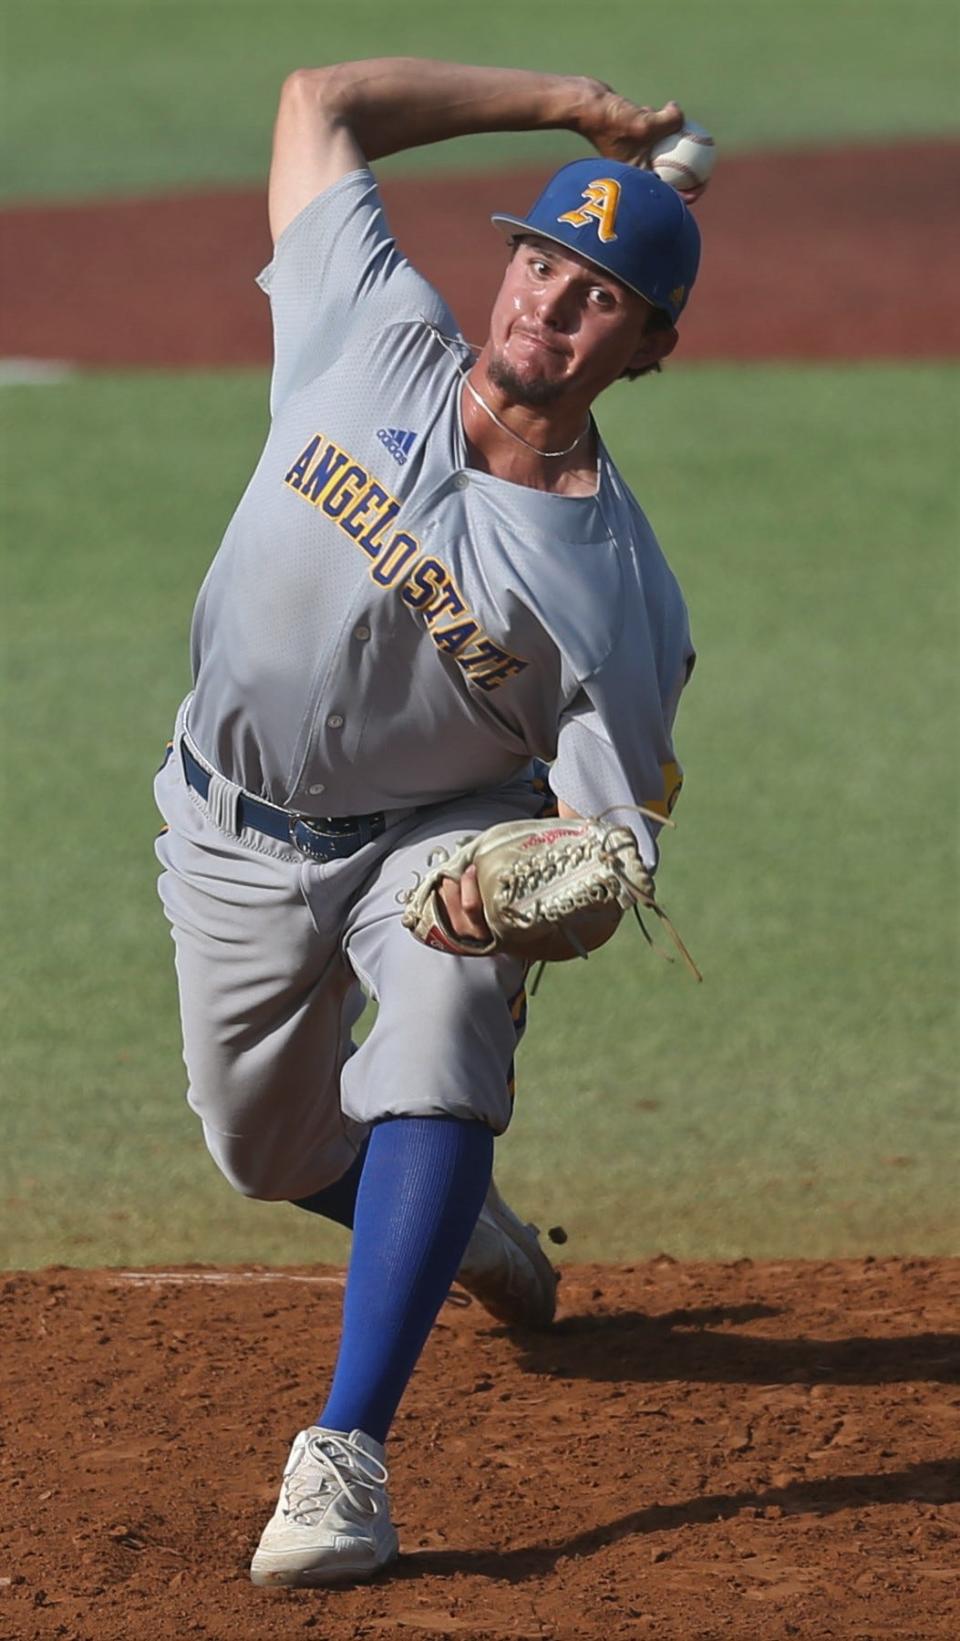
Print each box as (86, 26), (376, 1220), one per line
(2, 141), (958, 368)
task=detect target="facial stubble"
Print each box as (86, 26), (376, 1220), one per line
(486, 351), (566, 408)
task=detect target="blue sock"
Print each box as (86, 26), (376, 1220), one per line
(291, 1136), (369, 1230)
(317, 1115), (493, 1446)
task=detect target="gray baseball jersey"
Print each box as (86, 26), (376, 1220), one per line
(187, 168), (694, 852)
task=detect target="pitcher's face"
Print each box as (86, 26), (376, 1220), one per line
(485, 237), (675, 405)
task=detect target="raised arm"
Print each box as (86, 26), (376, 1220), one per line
(269, 57), (684, 242)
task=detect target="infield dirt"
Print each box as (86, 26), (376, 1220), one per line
(3, 1259), (958, 1640)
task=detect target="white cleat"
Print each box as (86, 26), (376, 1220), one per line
(250, 1426), (398, 1587)
(455, 1177), (558, 1329)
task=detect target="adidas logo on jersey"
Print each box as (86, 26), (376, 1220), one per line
(377, 427), (417, 466)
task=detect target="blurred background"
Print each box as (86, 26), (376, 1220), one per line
(1, 0), (957, 1269)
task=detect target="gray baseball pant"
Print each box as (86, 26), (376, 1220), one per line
(154, 718), (540, 1202)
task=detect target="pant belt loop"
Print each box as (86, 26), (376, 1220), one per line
(206, 769), (243, 835)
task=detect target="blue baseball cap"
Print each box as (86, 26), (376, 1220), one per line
(491, 158), (701, 323)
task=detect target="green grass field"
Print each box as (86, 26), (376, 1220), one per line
(3, 0), (958, 199)
(3, 364), (956, 1267)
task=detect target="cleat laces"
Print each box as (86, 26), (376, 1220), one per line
(282, 1432), (389, 1527)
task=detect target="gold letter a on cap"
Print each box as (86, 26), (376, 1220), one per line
(557, 178), (621, 242)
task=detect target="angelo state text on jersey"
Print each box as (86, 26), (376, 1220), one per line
(284, 433), (528, 695)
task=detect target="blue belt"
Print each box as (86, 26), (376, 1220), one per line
(180, 740), (386, 863)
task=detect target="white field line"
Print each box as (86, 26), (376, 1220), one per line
(112, 1270), (346, 1287)
(0, 357), (76, 384)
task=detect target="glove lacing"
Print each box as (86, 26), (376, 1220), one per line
(501, 817), (702, 989)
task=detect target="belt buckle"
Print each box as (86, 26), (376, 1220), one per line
(290, 813), (383, 862)
(291, 814), (345, 863)
(290, 814), (325, 861)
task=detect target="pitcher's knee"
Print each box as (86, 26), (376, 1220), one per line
(342, 956), (522, 1135)
(200, 1121), (358, 1203)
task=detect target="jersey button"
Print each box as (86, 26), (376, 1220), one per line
(453, 473), (470, 490)
(308, 782), (326, 796)
(326, 713), (344, 730)
(353, 625), (371, 642)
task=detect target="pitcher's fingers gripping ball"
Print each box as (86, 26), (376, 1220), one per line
(401, 815), (701, 977)
(648, 119), (716, 202)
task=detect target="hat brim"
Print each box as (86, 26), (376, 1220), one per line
(489, 213), (670, 319)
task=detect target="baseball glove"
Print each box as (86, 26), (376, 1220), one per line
(400, 813), (701, 978)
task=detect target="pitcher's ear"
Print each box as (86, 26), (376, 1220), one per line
(628, 320), (678, 375)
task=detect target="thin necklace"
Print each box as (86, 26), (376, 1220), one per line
(462, 373), (590, 460)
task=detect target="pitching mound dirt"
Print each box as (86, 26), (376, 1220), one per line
(2, 1258), (958, 1639)
(2, 141), (958, 368)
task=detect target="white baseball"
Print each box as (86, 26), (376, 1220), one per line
(649, 120), (716, 202)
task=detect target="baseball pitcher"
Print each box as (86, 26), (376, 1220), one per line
(153, 57), (702, 1587)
